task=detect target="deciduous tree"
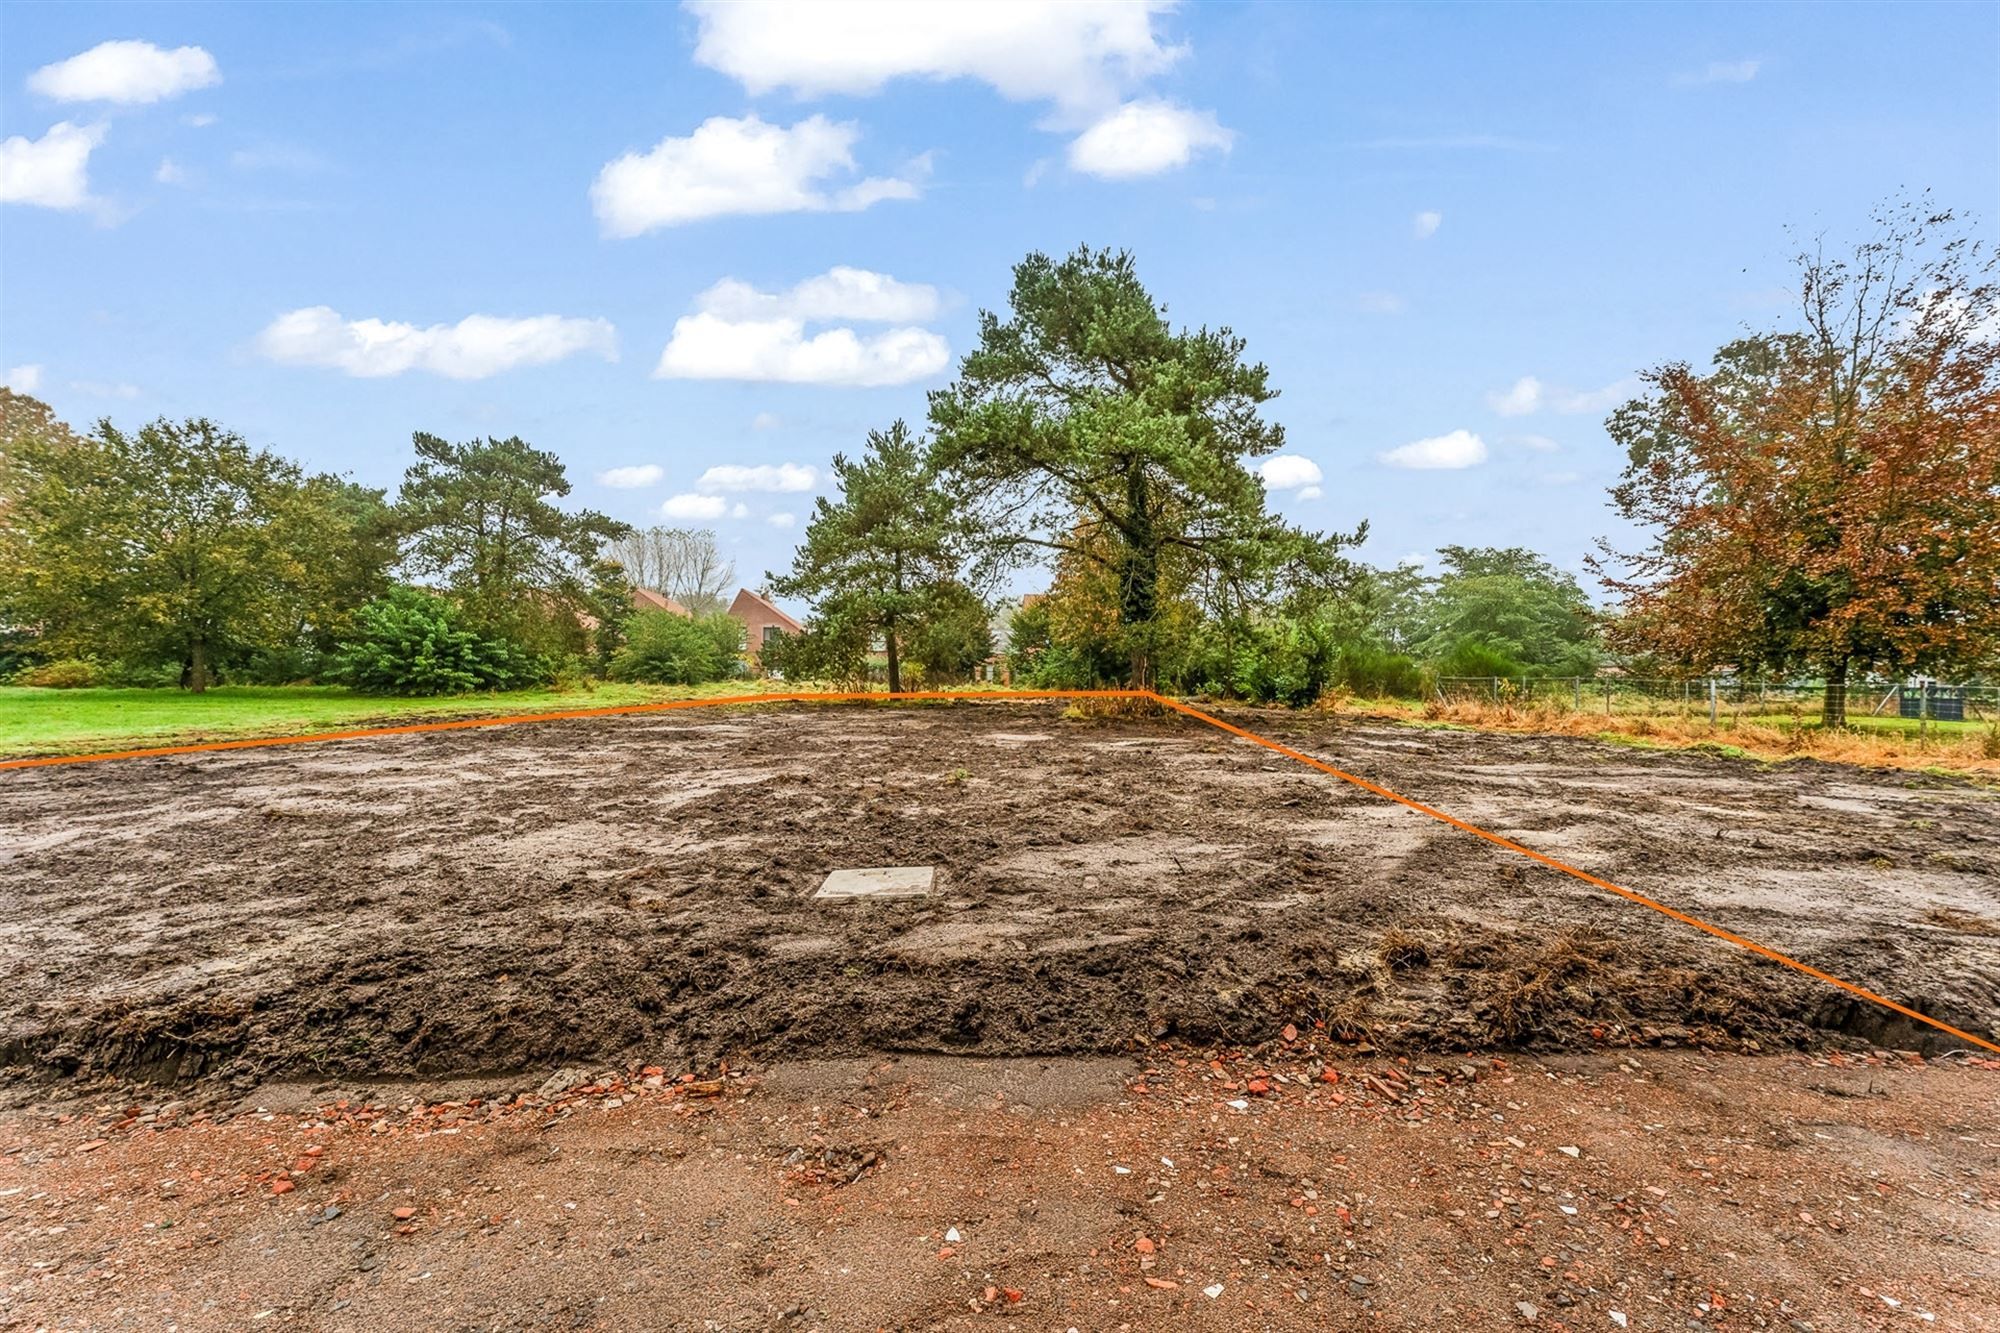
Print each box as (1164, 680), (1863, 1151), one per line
(1593, 201), (2000, 724)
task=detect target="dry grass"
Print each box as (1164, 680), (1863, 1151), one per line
(1339, 695), (2000, 778)
(1922, 905), (2000, 936)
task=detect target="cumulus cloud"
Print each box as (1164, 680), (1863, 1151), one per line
(256, 307), (617, 379)
(154, 157), (189, 186)
(697, 462), (819, 493)
(695, 267), (943, 324)
(1379, 429), (1487, 470)
(598, 464), (664, 489)
(655, 268), (949, 388)
(662, 493), (729, 520)
(1487, 375), (1633, 417)
(1067, 100), (1232, 178)
(28, 40), (220, 104)
(4, 364), (44, 393)
(685, 3), (1227, 181)
(686, 0), (1181, 113)
(591, 114), (921, 237)
(1, 121), (104, 210)
(1413, 210), (1442, 239)
(767, 512), (797, 529)
(1257, 455), (1323, 491)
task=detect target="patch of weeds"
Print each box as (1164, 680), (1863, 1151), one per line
(1375, 927), (1433, 971)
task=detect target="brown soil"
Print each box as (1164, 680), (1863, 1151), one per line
(2, 700), (1998, 1097)
(2, 1046), (1995, 1331)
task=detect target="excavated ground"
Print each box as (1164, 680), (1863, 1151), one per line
(2, 699), (1997, 1095)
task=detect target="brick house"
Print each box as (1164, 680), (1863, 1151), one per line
(728, 587), (803, 662)
(630, 587), (689, 616)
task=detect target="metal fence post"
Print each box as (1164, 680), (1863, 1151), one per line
(1573, 677), (1582, 711)
(1708, 676), (1718, 726)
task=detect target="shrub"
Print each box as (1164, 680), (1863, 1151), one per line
(1433, 637), (1527, 681)
(13, 658), (99, 688)
(610, 610), (743, 684)
(333, 588), (543, 695)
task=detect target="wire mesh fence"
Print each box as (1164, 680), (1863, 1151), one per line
(1432, 676), (2000, 729)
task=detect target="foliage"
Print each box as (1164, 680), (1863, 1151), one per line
(904, 582), (996, 682)
(601, 526), (734, 613)
(609, 610), (743, 685)
(332, 587), (545, 695)
(395, 431), (630, 647)
(929, 245), (1361, 683)
(583, 559), (637, 673)
(768, 421), (983, 692)
(13, 658), (99, 689)
(1593, 200), (2000, 724)
(0, 409), (388, 692)
(1387, 547), (1601, 678)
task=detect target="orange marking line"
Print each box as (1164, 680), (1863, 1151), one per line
(1153, 693), (2000, 1058)
(0, 689), (1152, 771)
(4, 685), (1991, 1057)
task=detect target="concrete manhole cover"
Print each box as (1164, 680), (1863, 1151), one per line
(813, 866), (937, 901)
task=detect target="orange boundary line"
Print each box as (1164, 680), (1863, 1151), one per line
(3, 686), (1992, 1056)
(1154, 694), (2000, 1057)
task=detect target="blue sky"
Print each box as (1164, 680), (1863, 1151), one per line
(3, 2), (1995, 601)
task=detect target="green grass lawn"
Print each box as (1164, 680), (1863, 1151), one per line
(0, 681), (815, 759)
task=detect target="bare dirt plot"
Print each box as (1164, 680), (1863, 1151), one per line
(2, 701), (1998, 1095)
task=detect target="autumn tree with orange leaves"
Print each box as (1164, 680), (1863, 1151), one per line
(1593, 201), (2000, 726)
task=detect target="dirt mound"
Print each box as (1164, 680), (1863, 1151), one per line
(3, 702), (1996, 1092)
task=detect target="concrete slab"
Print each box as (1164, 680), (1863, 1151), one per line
(814, 866), (937, 901)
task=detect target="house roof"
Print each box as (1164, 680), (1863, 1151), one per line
(631, 586), (690, 616)
(727, 587), (803, 635)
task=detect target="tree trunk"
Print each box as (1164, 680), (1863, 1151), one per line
(885, 624), (901, 694)
(1120, 466), (1158, 687)
(187, 635), (210, 694)
(1820, 656), (1848, 729)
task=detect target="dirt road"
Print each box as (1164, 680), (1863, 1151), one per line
(3, 1046), (1995, 1330)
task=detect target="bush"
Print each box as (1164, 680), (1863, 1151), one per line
(760, 619), (869, 685)
(13, 657), (99, 688)
(610, 610), (743, 684)
(333, 588), (544, 695)
(1433, 637), (1527, 681)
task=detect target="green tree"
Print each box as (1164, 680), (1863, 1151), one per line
(609, 609), (743, 685)
(395, 432), (630, 645)
(333, 587), (540, 695)
(1401, 546), (1602, 677)
(768, 421), (981, 692)
(928, 246), (1361, 683)
(0, 413), (353, 691)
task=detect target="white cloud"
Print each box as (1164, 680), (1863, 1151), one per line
(1513, 433), (1560, 452)
(1413, 210), (1442, 239)
(686, 0), (1182, 114)
(154, 156), (188, 186)
(1380, 429), (1487, 470)
(1489, 375), (1635, 417)
(598, 464), (664, 489)
(0, 121), (104, 210)
(751, 411), (782, 430)
(767, 511), (798, 529)
(3, 364), (44, 393)
(184, 112), (218, 128)
(1067, 100), (1232, 178)
(1257, 454), (1323, 491)
(662, 493), (729, 520)
(1296, 486), (1322, 501)
(591, 114), (921, 237)
(1487, 375), (1544, 416)
(27, 40), (220, 105)
(697, 462), (819, 493)
(1679, 59), (1760, 85)
(655, 269), (949, 388)
(1356, 292), (1405, 315)
(694, 267), (943, 324)
(730, 502), (749, 519)
(657, 315), (948, 387)
(256, 307), (618, 379)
